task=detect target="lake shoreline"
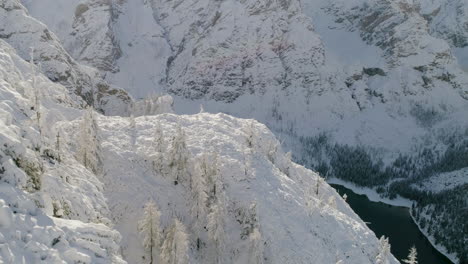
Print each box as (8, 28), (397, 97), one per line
(328, 178), (458, 264)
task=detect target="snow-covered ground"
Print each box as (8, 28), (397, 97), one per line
(454, 47), (468, 73)
(327, 178), (413, 207)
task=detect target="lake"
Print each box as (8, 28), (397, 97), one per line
(331, 184), (454, 264)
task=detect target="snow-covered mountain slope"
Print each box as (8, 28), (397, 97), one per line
(5, 0), (468, 262)
(0, 39), (125, 263)
(0, 0), (133, 115)
(60, 112), (399, 264)
(19, 0), (468, 149)
(0, 26), (399, 263)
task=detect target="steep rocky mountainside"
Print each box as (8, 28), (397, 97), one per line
(1, 0), (131, 115)
(20, 0), (468, 143)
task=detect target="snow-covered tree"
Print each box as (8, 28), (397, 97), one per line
(280, 151), (292, 177)
(266, 142), (278, 164)
(305, 186), (318, 215)
(29, 47), (43, 139)
(198, 152), (220, 198)
(191, 155), (209, 249)
(138, 200), (162, 264)
(76, 107), (102, 174)
(54, 130), (62, 162)
(315, 175), (324, 196)
(161, 218), (189, 264)
(248, 228), (264, 264)
(375, 236), (391, 264)
(169, 124), (189, 185)
(245, 121), (256, 148)
(152, 122), (166, 174)
(342, 193), (348, 202)
(402, 246), (417, 264)
(327, 196), (337, 209)
(207, 192), (226, 264)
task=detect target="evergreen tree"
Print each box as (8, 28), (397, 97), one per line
(30, 47), (42, 139)
(55, 130), (62, 162)
(138, 200), (162, 264)
(245, 121), (256, 148)
(375, 236), (391, 264)
(161, 219), (189, 264)
(316, 175), (323, 196)
(328, 196), (337, 209)
(153, 122), (166, 174)
(199, 152), (220, 198)
(402, 246), (417, 264)
(207, 192), (226, 264)
(169, 124), (189, 185)
(281, 151), (292, 177)
(191, 154), (209, 249)
(76, 107), (102, 174)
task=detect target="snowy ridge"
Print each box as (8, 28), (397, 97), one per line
(61, 112), (399, 264)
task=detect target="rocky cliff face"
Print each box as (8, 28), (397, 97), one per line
(1, 0), (131, 115)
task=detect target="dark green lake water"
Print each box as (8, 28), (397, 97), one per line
(331, 184), (453, 264)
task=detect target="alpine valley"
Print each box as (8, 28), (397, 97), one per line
(0, 0), (467, 263)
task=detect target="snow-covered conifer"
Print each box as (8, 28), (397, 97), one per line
(375, 236), (391, 264)
(76, 107), (102, 174)
(153, 122), (166, 174)
(161, 218), (189, 264)
(197, 152), (220, 198)
(327, 196), (337, 209)
(280, 151), (292, 177)
(29, 47), (42, 139)
(402, 246), (417, 264)
(207, 192), (226, 264)
(138, 200), (162, 264)
(315, 175), (323, 196)
(55, 130), (62, 162)
(245, 121), (256, 148)
(191, 154), (209, 248)
(169, 124), (189, 185)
